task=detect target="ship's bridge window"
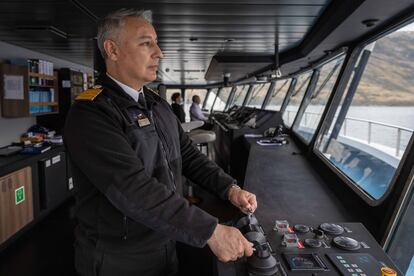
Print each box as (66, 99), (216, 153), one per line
(203, 88), (219, 111)
(315, 23), (414, 200)
(294, 54), (346, 143)
(212, 87), (232, 112)
(245, 83), (271, 108)
(283, 71), (313, 128)
(231, 85), (250, 107)
(265, 79), (292, 111)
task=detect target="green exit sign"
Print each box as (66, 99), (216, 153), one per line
(15, 186), (25, 205)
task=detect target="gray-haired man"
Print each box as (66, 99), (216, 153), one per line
(65, 8), (257, 276)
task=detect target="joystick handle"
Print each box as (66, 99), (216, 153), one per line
(254, 243), (271, 259)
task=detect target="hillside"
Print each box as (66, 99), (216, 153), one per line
(353, 31), (414, 105)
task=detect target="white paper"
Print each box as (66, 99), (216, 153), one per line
(62, 80), (71, 88)
(4, 75), (24, 100)
(52, 155), (61, 164)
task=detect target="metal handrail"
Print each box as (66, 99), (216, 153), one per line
(286, 110), (414, 156)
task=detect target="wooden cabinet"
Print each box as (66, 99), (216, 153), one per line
(0, 167), (34, 244)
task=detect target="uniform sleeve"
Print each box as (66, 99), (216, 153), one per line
(178, 119), (235, 200)
(64, 101), (217, 248)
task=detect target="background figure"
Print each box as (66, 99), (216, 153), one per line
(171, 92), (186, 123)
(190, 95), (208, 121)
(190, 95), (213, 130)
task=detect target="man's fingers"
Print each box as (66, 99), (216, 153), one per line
(246, 194), (257, 212)
(243, 240), (254, 257)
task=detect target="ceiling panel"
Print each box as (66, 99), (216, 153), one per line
(0, 0), (332, 85)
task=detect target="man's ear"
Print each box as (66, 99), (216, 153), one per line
(103, 40), (119, 61)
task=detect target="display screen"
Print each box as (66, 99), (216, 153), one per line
(283, 253), (327, 271)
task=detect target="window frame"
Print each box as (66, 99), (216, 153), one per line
(261, 81), (276, 109)
(231, 85), (250, 108)
(244, 82), (272, 108)
(224, 86), (237, 111)
(203, 88), (219, 112)
(312, 25), (414, 206)
(282, 70), (314, 129)
(212, 87), (233, 112)
(292, 52), (347, 145)
(291, 69), (320, 136)
(202, 88), (212, 109)
(242, 85), (254, 106)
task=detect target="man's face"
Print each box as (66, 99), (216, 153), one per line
(113, 17), (163, 85)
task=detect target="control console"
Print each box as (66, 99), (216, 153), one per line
(215, 215), (400, 276)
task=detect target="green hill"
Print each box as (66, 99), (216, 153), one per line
(352, 31), (414, 106)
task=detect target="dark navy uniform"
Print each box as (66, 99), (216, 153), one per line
(64, 75), (235, 276)
(171, 102), (186, 123)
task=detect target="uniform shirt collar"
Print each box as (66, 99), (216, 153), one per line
(106, 73), (143, 102)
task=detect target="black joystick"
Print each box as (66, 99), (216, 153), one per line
(235, 214), (259, 229)
(247, 243), (278, 276)
(256, 244), (271, 259)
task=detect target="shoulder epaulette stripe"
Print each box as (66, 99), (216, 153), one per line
(75, 85), (103, 101)
(146, 87), (159, 95)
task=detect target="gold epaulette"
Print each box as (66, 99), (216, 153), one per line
(75, 85), (104, 101)
(146, 87), (159, 95)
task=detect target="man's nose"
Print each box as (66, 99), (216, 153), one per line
(155, 44), (164, 59)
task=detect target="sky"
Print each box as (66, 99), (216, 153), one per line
(397, 22), (414, 32)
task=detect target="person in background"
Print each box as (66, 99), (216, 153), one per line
(190, 95), (208, 121)
(171, 92), (186, 123)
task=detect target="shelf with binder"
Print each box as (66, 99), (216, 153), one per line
(30, 102), (58, 106)
(37, 68), (86, 133)
(28, 73), (55, 80)
(28, 71), (59, 116)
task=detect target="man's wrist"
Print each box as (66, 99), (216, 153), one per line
(227, 183), (241, 200)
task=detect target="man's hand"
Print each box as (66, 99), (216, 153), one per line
(207, 224), (254, 262)
(228, 186), (258, 214)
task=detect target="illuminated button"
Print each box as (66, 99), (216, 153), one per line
(356, 269), (362, 272)
(381, 267), (397, 276)
(351, 264), (358, 267)
(352, 274), (358, 276)
(344, 264), (350, 268)
(337, 256), (343, 259)
(340, 260), (346, 263)
(348, 269), (354, 272)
